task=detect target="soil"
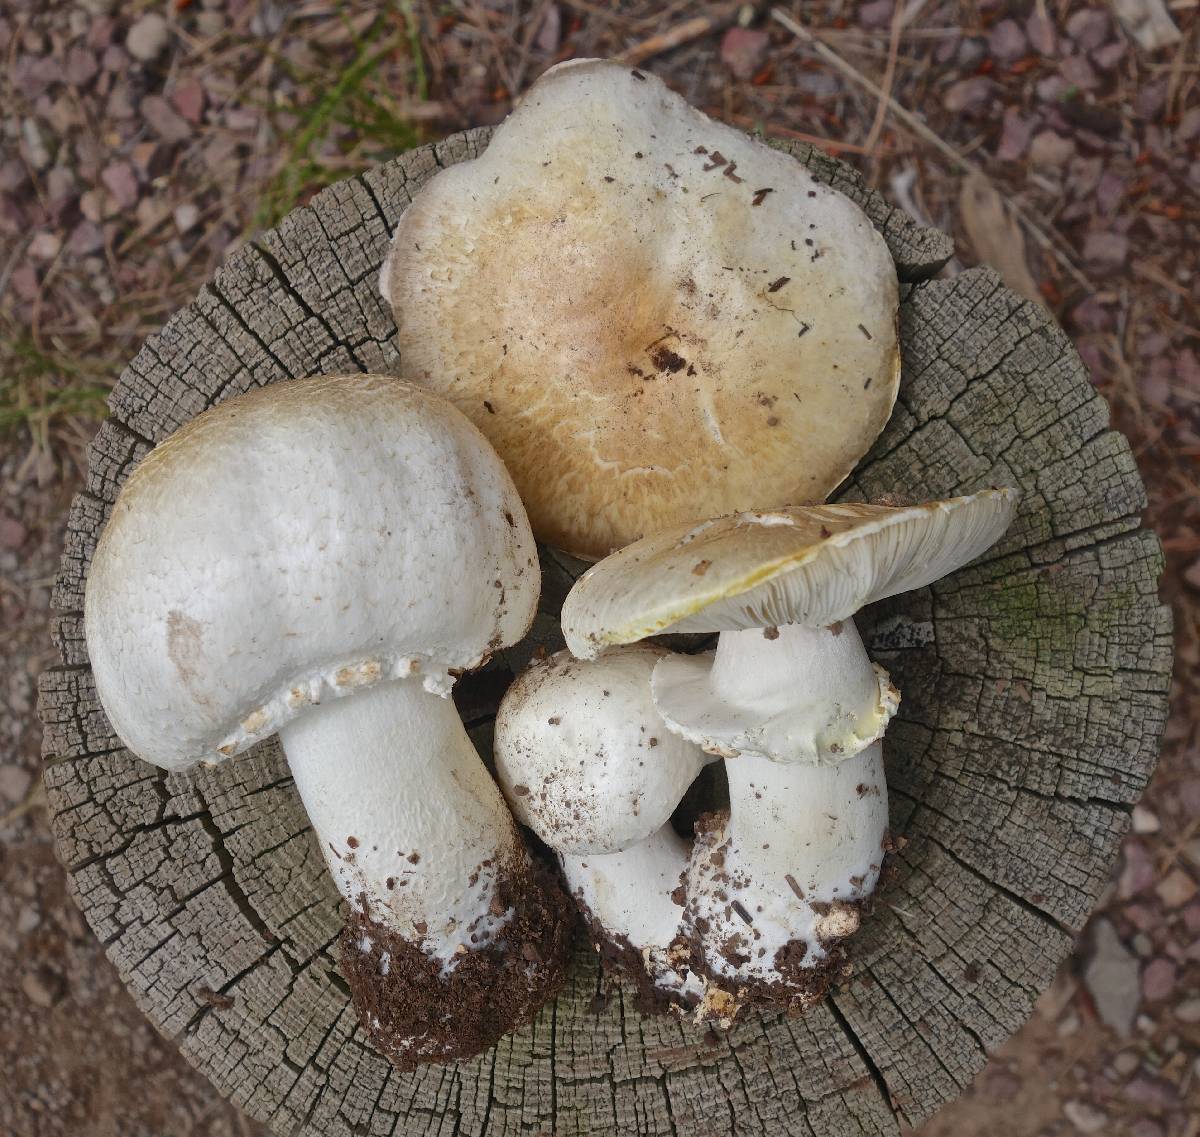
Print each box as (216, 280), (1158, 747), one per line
(577, 897), (694, 1016)
(2, 1), (1197, 1134)
(679, 809), (867, 1021)
(339, 855), (574, 1071)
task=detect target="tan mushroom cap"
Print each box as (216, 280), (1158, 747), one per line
(561, 489), (1020, 659)
(384, 58), (900, 560)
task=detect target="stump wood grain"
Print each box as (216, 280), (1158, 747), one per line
(40, 129), (1172, 1137)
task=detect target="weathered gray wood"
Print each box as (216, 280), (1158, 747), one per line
(39, 133), (1170, 1136)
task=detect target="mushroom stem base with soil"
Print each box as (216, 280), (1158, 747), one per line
(562, 823), (703, 1012)
(654, 621), (894, 1020)
(681, 742), (887, 1017)
(279, 676), (572, 1067)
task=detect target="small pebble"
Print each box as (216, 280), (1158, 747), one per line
(1124, 1073), (1178, 1111)
(21, 968), (64, 1008)
(1141, 957), (1176, 1001)
(126, 12), (169, 62)
(1183, 559), (1200, 592)
(1063, 1100), (1108, 1134)
(996, 107), (1035, 162)
(1136, 82), (1168, 121)
(1131, 804), (1160, 834)
(171, 78), (206, 124)
(196, 11), (225, 37)
(1119, 840), (1156, 899)
(64, 46), (99, 87)
(173, 202), (200, 234)
(101, 161), (138, 210)
(943, 76), (996, 113)
(1036, 75), (1070, 102)
(21, 118), (52, 171)
(1083, 231), (1129, 268)
(142, 95), (192, 142)
(0, 515), (27, 550)
(988, 19), (1027, 62)
(1174, 997), (1200, 1023)
(1030, 131), (1076, 168)
(1112, 1050), (1141, 1076)
(1026, 12), (1056, 54)
(1156, 868), (1197, 909)
(67, 219), (104, 256)
(1066, 8), (1110, 51)
(1084, 919), (1140, 1035)
(718, 27), (768, 81)
(957, 36), (986, 67)
(0, 763), (32, 803)
(1060, 55), (1099, 90)
(29, 231), (62, 260)
(1092, 41), (1127, 71)
(858, 0), (895, 28)
(1177, 107), (1200, 143)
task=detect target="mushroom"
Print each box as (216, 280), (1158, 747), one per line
(561, 490), (1019, 1020)
(493, 645), (711, 1009)
(84, 375), (571, 1069)
(381, 58), (899, 559)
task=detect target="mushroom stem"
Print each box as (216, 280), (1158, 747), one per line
(562, 823), (703, 1006)
(655, 621), (895, 1013)
(278, 675), (520, 966)
(721, 741), (887, 909)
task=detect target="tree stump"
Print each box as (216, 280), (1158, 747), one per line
(39, 130), (1172, 1136)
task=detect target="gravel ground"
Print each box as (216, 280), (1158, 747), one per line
(1, 1), (1196, 1134)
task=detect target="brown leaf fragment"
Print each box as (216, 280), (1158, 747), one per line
(958, 172), (1043, 306)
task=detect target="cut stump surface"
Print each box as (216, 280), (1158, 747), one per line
(39, 130), (1171, 1137)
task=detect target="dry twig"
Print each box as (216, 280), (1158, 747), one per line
(862, 1), (905, 160)
(617, 4), (741, 66)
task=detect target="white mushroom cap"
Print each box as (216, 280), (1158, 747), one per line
(494, 645), (709, 856)
(384, 58), (899, 560)
(85, 375), (539, 772)
(562, 490), (1020, 659)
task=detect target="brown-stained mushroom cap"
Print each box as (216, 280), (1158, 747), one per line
(383, 59), (900, 560)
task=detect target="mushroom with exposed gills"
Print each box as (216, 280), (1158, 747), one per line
(84, 375), (572, 1070)
(494, 645), (713, 1010)
(382, 57), (900, 560)
(561, 490), (1020, 1021)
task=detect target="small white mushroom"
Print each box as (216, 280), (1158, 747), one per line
(494, 645), (711, 1008)
(382, 58), (899, 560)
(84, 375), (570, 1069)
(562, 490), (1019, 1019)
